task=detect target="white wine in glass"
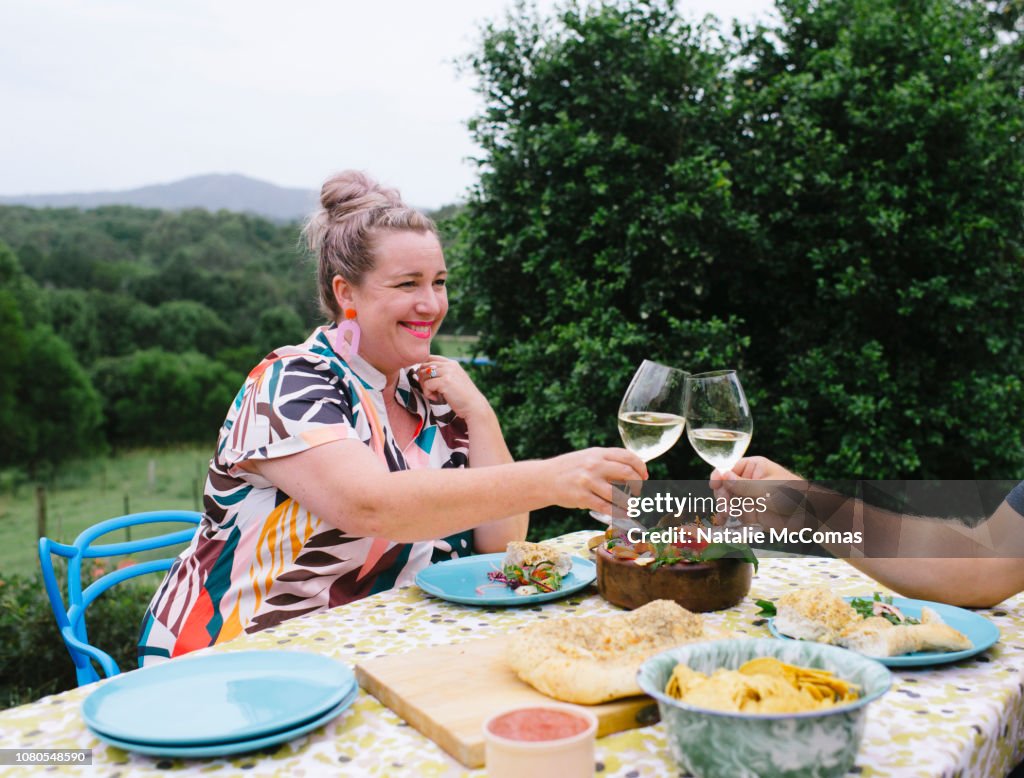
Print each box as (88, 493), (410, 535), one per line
(617, 411), (686, 462)
(688, 428), (752, 472)
(684, 370), (753, 474)
(591, 360), (688, 525)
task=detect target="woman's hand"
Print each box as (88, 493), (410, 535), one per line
(546, 448), (648, 515)
(416, 356), (491, 422)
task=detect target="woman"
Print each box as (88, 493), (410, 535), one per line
(138, 170), (646, 664)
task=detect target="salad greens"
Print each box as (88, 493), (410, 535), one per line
(849, 593), (920, 625)
(488, 559), (563, 593)
(755, 599), (777, 617)
(604, 530), (758, 572)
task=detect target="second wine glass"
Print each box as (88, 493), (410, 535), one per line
(683, 370), (753, 475)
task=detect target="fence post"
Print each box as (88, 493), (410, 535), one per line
(123, 494), (132, 541)
(36, 485), (46, 539)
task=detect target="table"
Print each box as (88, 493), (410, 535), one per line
(2, 531), (1023, 777)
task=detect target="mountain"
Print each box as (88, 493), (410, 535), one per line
(0, 174), (318, 222)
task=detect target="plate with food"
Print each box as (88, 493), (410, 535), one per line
(415, 542), (596, 606)
(762, 589), (1000, 667)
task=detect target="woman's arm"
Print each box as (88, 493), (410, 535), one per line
(253, 439), (645, 543)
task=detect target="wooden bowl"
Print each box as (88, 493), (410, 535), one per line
(595, 546), (752, 612)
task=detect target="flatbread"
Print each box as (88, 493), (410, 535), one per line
(507, 600), (723, 704)
(838, 612), (972, 657)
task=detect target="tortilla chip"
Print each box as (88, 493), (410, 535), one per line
(665, 658), (860, 713)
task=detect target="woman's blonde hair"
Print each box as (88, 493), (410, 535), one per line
(303, 170), (437, 320)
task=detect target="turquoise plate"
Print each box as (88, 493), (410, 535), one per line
(89, 684), (358, 758)
(768, 596), (1000, 667)
(83, 650), (355, 746)
(415, 552), (596, 606)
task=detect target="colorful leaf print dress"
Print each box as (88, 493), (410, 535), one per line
(138, 326), (474, 665)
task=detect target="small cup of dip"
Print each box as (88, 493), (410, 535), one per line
(483, 703), (597, 778)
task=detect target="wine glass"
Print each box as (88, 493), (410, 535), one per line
(684, 370), (752, 473)
(684, 370), (753, 526)
(591, 359), (689, 525)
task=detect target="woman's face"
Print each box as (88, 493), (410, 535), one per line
(336, 230), (448, 377)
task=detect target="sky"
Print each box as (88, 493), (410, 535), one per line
(1, 0), (776, 209)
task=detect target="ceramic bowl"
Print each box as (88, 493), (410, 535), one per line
(636, 638), (891, 778)
(595, 546), (752, 612)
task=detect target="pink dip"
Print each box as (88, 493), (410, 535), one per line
(487, 708), (590, 742)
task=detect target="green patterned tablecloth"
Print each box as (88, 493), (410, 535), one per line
(2, 531), (1022, 777)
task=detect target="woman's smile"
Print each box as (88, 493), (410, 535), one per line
(400, 321), (435, 339)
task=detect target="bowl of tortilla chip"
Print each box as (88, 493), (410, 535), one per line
(637, 638), (891, 778)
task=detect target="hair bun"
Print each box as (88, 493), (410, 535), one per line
(320, 170), (401, 219)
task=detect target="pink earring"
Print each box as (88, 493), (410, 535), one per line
(334, 308), (361, 359)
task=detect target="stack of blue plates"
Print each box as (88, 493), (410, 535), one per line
(82, 651), (357, 757)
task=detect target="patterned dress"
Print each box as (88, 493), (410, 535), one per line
(138, 326), (474, 665)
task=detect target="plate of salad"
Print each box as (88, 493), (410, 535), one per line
(414, 552), (596, 606)
(762, 594), (1000, 667)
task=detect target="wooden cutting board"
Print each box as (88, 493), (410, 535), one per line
(354, 636), (658, 768)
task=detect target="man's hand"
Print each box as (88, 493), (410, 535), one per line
(709, 457), (808, 529)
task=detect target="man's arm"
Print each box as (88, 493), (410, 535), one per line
(715, 459), (1024, 607)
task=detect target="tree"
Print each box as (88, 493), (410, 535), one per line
(43, 288), (102, 365)
(458, 0), (1024, 493)
(456, 0), (750, 479)
(723, 0), (1024, 477)
(91, 350), (242, 447)
(1, 245), (104, 472)
(254, 305), (306, 356)
(148, 300), (232, 356)
(6, 325), (105, 473)
(0, 291), (25, 444)
(0, 241), (44, 327)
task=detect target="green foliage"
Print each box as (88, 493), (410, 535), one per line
(459, 1), (751, 465)
(42, 288), (103, 365)
(458, 0), (1024, 518)
(147, 300), (233, 356)
(0, 290), (25, 442)
(5, 325), (105, 473)
(0, 240), (45, 326)
(0, 207), (316, 469)
(0, 569), (154, 708)
(724, 0), (1024, 477)
(0, 243), (104, 470)
(92, 350), (242, 448)
(254, 304), (307, 356)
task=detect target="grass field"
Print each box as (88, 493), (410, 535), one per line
(0, 445), (212, 577)
(433, 334), (482, 359)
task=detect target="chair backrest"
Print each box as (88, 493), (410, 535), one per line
(38, 510), (202, 686)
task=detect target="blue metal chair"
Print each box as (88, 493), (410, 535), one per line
(38, 510), (202, 686)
